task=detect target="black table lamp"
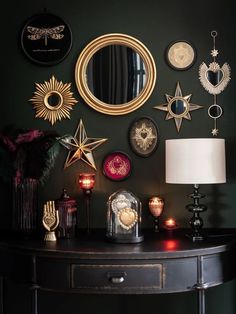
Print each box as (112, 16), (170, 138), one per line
(165, 138), (226, 241)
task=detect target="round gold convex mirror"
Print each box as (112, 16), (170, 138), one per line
(75, 33), (156, 115)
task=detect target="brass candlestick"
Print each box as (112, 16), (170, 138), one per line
(148, 196), (164, 232)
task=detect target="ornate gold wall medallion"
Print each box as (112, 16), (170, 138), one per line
(129, 116), (159, 157)
(102, 151), (131, 181)
(29, 75), (78, 125)
(154, 82), (203, 132)
(166, 40), (196, 70)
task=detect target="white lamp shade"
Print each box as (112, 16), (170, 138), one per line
(165, 138), (226, 184)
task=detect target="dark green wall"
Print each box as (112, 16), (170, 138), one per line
(1, 0), (236, 313)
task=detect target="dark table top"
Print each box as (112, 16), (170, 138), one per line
(1, 228), (236, 260)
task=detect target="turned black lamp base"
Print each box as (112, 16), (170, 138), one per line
(83, 189), (92, 235)
(186, 184), (207, 241)
(153, 217), (160, 233)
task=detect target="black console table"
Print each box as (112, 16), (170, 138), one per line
(0, 229), (236, 314)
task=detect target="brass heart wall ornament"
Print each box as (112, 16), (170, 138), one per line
(199, 61), (231, 95)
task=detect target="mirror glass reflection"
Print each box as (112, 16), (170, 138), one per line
(206, 70), (223, 86)
(208, 104), (223, 119)
(86, 45), (147, 105)
(170, 99), (188, 115)
(75, 33), (156, 115)
(47, 93), (61, 107)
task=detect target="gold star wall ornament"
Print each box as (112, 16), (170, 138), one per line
(154, 82), (203, 132)
(29, 75), (78, 125)
(64, 119), (107, 170)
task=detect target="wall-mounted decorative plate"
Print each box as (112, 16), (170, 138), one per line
(21, 13), (72, 65)
(165, 40), (196, 70)
(103, 151), (131, 181)
(128, 116), (159, 157)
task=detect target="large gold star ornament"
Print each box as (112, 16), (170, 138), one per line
(29, 75), (78, 125)
(63, 119), (107, 170)
(154, 82), (203, 132)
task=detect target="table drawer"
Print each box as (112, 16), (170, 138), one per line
(71, 264), (163, 291)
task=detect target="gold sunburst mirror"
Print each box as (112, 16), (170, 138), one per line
(75, 33), (156, 115)
(29, 75), (78, 125)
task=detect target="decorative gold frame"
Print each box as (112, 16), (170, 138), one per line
(29, 75), (78, 125)
(154, 82), (203, 132)
(166, 40), (196, 70)
(75, 33), (156, 115)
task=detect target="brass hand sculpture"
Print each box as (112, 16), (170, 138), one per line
(42, 200), (59, 241)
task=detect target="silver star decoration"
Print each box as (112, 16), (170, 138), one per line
(63, 119), (107, 170)
(154, 82), (203, 132)
(211, 128), (219, 136)
(211, 49), (219, 57)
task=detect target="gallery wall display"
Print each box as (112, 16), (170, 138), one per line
(21, 12), (72, 65)
(199, 30), (231, 136)
(29, 75), (78, 125)
(165, 40), (196, 70)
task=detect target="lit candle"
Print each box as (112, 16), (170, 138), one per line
(78, 173), (96, 234)
(79, 173), (95, 190)
(164, 218), (177, 229)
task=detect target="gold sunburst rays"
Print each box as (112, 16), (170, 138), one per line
(29, 75), (78, 125)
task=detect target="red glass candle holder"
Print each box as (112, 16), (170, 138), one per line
(148, 196), (164, 232)
(79, 173), (95, 190)
(78, 173), (95, 234)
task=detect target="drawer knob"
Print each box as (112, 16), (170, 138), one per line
(110, 276), (125, 284)
(107, 271), (127, 284)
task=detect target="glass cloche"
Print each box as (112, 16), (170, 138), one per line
(106, 189), (144, 243)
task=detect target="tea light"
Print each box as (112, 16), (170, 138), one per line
(164, 218), (178, 230)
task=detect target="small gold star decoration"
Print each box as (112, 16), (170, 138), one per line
(211, 128), (219, 136)
(211, 49), (219, 57)
(63, 119), (107, 170)
(154, 82), (203, 132)
(29, 75), (78, 125)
